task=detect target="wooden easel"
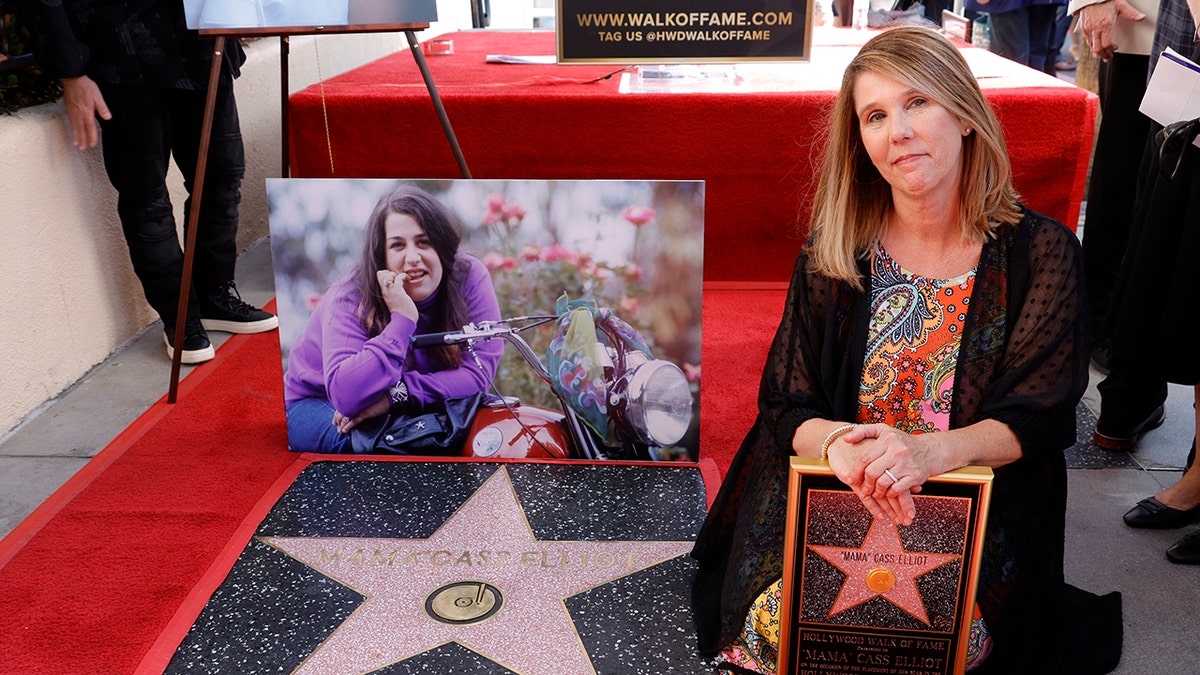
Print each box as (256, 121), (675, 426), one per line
(167, 24), (471, 402)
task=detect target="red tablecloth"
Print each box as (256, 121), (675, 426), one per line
(289, 28), (1097, 283)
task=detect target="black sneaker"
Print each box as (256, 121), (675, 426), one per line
(199, 281), (279, 334)
(164, 318), (215, 364)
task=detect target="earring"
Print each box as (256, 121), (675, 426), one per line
(963, 127), (973, 136)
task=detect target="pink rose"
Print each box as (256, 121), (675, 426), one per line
(542, 244), (576, 264)
(621, 205), (656, 226)
(481, 251), (517, 272)
(520, 243), (542, 261)
(501, 202), (527, 223)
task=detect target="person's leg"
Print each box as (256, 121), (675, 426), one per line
(97, 83), (190, 329)
(169, 77), (243, 294)
(170, 75), (277, 334)
(1051, 3), (1073, 68)
(97, 83), (214, 363)
(1026, 3), (1059, 74)
(987, 8), (1032, 67)
(1152, 387), (1200, 564)
(285, 397), (353, 453)
(1081, 54), (1152, 355)
(1156, 386), (1200, 510)
(1095, 365), (1168, 449)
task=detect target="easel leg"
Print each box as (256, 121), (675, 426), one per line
(281, 35), (290, 177)
(405, 30), (471, 178)
(168, 36), (226, 403)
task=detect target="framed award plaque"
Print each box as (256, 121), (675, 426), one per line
(778, 457), (993, 675)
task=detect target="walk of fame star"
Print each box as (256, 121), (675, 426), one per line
(809, 517), (961, 625)
(261, 466), (693, 674)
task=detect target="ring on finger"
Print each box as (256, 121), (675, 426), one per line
(884, 468), (900, 483)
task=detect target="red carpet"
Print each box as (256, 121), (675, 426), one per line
(0, 287), (781, 674)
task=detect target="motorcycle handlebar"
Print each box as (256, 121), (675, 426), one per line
(411, 321), (555, 384)
(411, 331), (465, 348)
(411, 316), (557, 348)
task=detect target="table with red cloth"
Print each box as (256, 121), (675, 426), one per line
(288, 28), (1097, 284)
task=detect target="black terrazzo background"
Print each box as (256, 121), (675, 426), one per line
(165, 461), (710, 674)
(165, 405), (1105, 674)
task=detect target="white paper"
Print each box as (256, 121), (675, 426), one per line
(1140, 47), (1200, 148)
(485, 54), (557, 65)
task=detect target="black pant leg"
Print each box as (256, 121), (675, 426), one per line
(97, 83), (198, 329)
(169, 77), (245, 294)
(1081, 53), (1152, 341)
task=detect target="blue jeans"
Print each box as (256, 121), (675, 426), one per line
(988, 4), (1059, 75)
(286, 398), (354, 453)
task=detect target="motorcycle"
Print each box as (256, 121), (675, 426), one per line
(411, 307), (696, 462)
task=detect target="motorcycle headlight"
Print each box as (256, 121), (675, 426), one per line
(622, 359), (693, 446)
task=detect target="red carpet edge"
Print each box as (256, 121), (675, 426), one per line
(0, 331), (258, 572)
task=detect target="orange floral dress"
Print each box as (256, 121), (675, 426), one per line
(716, 243), (993, 673)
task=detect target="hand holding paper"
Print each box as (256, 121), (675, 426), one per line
(1140, 48), (1200, 149)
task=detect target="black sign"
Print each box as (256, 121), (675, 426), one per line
(557, 0), (813, 63)
(779, 458), (993, 675)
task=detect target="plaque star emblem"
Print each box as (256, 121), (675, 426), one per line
(261, 467), (692, 673)
(809, 515), (961, 624)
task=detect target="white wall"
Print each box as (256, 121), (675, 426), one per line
(0, 33), (405, 437)
(0, 0), (545, 437)
(426, 0), (544, 33)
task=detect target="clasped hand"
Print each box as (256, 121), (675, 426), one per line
(332, 394), (391, 434)
(826, 424), (943, 526)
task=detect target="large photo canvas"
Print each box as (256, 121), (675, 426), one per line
(184, 0), (437, 32)
(266, 178), (704, 461)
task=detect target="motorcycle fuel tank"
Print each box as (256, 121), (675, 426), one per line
(465, 405), (573, 460)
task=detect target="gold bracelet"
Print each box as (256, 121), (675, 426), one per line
(821, 423), (857, 460)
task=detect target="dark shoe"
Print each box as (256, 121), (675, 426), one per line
(1093, 403), (1166, 451)
(163, 318), (215, 364)
(1089, 341), (1111, 374)
(199, 281), (279, 334)
(1166, 529), (1200, 565)
(1123, 496), (1200, 529)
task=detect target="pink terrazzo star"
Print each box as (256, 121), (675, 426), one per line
(809, 517), (961, 625)
(261, 467), (693, 674)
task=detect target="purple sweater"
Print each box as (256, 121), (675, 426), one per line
(283, 254), (503, 416)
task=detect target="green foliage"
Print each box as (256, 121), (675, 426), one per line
(473, 192), (651, 410)
(0, 5), (62, 114)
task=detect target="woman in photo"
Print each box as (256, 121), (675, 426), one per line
(283, 185), (502, 453)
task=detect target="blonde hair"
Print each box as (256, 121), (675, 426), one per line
(805, 26), (1021, 288)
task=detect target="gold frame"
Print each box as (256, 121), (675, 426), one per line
(778, 457), (993, 675)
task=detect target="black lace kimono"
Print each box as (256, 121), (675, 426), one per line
(692, 208), (1107, 673)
